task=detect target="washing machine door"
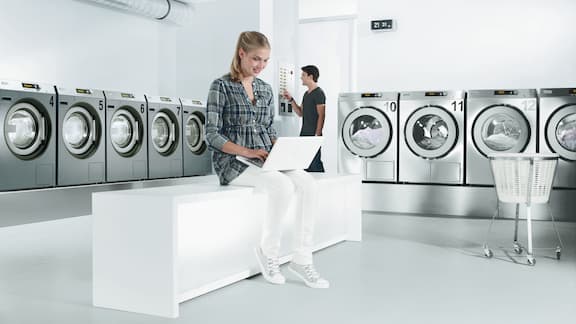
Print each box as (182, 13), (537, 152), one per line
(62, 106), (98, 158)
(185, 112), (207, 155)
(546, 104), (576, 161)
(4, 102), (48, 159)
(472, 105), (529, 156)
(405, 105), (457, 159)
(152, 111), (177, 155)
(342, 106), (392, 158)
(110, 108), (140, 156)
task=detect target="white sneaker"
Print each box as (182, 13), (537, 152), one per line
(254, 247), (285, 285)
(288, 262), (330, 289)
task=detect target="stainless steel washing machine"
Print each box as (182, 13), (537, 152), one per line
(399, 90), (465, 184)
(146, 95), (183, 179)
(338, 92), (399, 182)
(104, 90), (148, 182)
(539, 88), (576, 188)
(0, 80), (57, 191)
(56, 87), (105, 186)
(467, 89), (537, 186)
(180, 98), (211, 176)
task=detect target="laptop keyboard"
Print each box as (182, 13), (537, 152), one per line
(244, 157), (265, 168)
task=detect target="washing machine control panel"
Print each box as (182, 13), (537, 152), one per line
(425, 91), (446, 97)
(361, 93), (382, 98)
(494, 90), (517, 95)
(76, 88), (92, 95)
(22, 82), (40, 90)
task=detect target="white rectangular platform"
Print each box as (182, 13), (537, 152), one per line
(92, 174), (361, 318)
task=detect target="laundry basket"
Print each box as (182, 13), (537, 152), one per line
(482, 153), (563, 265)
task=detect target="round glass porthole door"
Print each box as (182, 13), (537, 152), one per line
(342, 106), (392, 158)
(472, 105), (529, 157)
(152, 111), (177, 155)
(4, 102), (47, 159)
(185, 112), (206, 155)
(110, 108), (140, 156)
(63, 106), (98, 157)
(404, 105), (457, 159)
(547, 104), (576, 161)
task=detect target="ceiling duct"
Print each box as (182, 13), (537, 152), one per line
(81, 0), (197, 25)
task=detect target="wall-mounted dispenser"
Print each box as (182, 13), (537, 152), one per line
(278, 62), (296, 116)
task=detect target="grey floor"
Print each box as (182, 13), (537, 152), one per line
(1, 212), (575, 324)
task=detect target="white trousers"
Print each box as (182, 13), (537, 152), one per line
(230, 166), (319, 264)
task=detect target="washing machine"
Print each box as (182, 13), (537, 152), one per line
(338, 92), (399, 182)
(0, 80), (56, 191)
(56, 87), (105, 186)
(539, 88), (576, 188)
(399, 90), (465, 184)
(180, 98), (212, 176)
(104, 90), (148, 182)
(466, 89), (537, 186)
(146, 95), (183, 179)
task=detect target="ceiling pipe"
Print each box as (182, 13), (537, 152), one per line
(81, 0), (197, 26)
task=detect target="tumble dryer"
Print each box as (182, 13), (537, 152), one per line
(56, 87), (105, 186)
(180, 98), (212, 176)
(338, 92), (399, 182)
(104, 90), (148, 182)
(0, 80), (56, 191)
(399, 91), (465, 184)
(466, 89), (537, 186)
(146, 95), (183, 179)
(539, 88), (576, 188)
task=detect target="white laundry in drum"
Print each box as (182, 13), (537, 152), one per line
(414, 115), (449, 150)
(110, 117), (133, 147)
(351, 127), (385, 149)
(7, 116), (37, 145)
(484, 133), (521, 151)
(484, 117), (522, 151)
(557, 117), (576, 151)
(63, 115), (88, 145)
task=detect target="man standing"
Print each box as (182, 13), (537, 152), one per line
(283, 65), (326, 172)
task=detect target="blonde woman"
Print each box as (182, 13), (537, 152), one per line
(205, 31), (329, 288)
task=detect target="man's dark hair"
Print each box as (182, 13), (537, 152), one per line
(301, 65), (320, 82)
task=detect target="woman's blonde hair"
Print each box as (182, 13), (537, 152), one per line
(230, 31), (270, 82)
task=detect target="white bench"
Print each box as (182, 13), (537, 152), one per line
(92, 174), (361, 318)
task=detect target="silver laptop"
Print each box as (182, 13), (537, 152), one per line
(236, 136), (323, 171)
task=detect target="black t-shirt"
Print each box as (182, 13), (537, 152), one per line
(300, 87), (326, 136)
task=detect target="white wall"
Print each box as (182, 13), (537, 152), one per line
(357, 0), (576, 91)
(299, 0), (357, 19)
(0, 0), (261, 98)
(0, 0), (160, 93)
(170, 0), (261, 100)
(273, 0), (300, 136)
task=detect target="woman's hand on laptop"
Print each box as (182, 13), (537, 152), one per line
(243, 148), (269, 161)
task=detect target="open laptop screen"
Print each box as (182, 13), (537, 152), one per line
(236, 136), (323, 171)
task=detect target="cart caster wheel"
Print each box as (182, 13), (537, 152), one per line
(527, 256), (536, 266)
(513, 243), (523, 254)
(556, 247), (561, 260)
(484, 248), (493, 258)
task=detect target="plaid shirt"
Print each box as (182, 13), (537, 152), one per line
(206, 74), (278, 185)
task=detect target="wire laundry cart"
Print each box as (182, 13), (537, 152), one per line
(482, 153), (563, 265)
